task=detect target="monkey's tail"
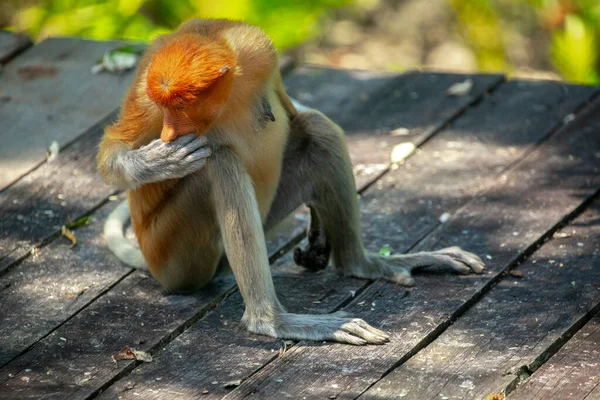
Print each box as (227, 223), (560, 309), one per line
(104, 199), (148, 270)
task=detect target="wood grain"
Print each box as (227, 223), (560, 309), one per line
(363, 198), (600, 399)
(0, 37), (138, 191)
(0, 31), (31, 64)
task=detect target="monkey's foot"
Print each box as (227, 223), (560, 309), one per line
(293, 227), (330, 271)
(247, 312), (389, 345)
(346, 246), (486, 286)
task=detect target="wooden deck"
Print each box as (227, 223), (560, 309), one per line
(1, 33), (599, 400)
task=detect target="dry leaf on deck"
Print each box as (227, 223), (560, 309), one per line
(61, 226), (77, 248)
(111, 346), (153, 368)
(446, 79), (473, 96)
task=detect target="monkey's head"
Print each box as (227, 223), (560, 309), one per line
(146, 33), (236, 142)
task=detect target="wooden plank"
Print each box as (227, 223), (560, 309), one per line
(0, 37), (139, 191)
(0, 71), (502, 399)
(93, 81), (597, 399)
(285, 67), (504, 189)
(0, 31), (32, 64)
(510, 313), (600, 400)
(223, 89), (600, 399)
(362, 198), (600, 399)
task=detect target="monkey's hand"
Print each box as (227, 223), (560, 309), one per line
(247, 312), (389, 345)
(346, 247), (485, 286)
(121, 133), (211, 188)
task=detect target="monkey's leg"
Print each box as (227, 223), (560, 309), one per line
(210, 148), (388, 345)
(266, 111), (485, 285)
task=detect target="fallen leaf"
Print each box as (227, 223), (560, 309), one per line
(390, 142), (416, 164)
(379, 244), (391, 257)
(111, 346), (152, 368)
(487, 394), (505, 400)
(132, 349), (153, 363)
(508, 270), (523, 278)
(390, 127), (410, 136)
(47, 141), (60, 162)
(61, 226), (77, 248)
(92, 46), (141, 74)
(223, 380), (242, 388)
(66, 216), (89, 230)
(446, 79), (473, 96)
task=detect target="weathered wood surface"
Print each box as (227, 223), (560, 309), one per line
(0, 37), (138, 191)
(286, 67), (503, 189)
(223, 89), (600, 399)
(0, 68), (503, 399)
(510, 311), (600, 400)
(0, 31), (31, 64)
(93, 83), (597, 399)
(362, 197), (600, 399)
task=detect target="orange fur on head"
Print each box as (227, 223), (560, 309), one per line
(146, 33), (236, 110)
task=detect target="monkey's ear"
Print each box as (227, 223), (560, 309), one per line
(219, 65), (230, 75)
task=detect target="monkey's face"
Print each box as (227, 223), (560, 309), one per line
(159, 65), (234, 142)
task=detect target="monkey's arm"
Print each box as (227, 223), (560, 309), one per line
(208, 148), (389, 345)
(98, 133), (211, 190)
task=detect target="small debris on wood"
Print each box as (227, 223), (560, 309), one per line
(563, 113), (575, 124)
(390, 127), (410, 136)
(391, 142), (416, 164)
(508, 270), (523, 278)
(66, 216), (89, 230)
(223, 379), (242, 388)
(31, 247), (40, 261)
(92, 46), (141, 74)
(379, 244), (391, 257)
(439, 212), (451, 223)
(111, 346), (153, 368)
(47, 141), (60, 162)
(61, 226), (77, 248)
(487, 394), (505, 400)
(552, 231), (571, 239)
(446, 79), (473, 96)
(202, 389), (209, 395)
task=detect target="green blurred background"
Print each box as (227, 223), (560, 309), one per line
(1, 0), (598, 84)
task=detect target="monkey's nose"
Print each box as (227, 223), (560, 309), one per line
(161, 109), (196, 142)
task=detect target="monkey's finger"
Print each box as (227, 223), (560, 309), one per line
(171, 132), (198, 146)
(184, 147), (212, 162)
(185, 159), (207, 173)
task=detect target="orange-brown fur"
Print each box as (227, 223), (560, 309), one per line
(98, 19), (286, 290)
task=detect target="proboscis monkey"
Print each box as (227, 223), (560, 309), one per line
(98, 19), (485, 345)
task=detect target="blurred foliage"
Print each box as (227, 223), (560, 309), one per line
(2, 0), (599, 84)
(5, 0), (350, 50)
(449, 0), (599, 84)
